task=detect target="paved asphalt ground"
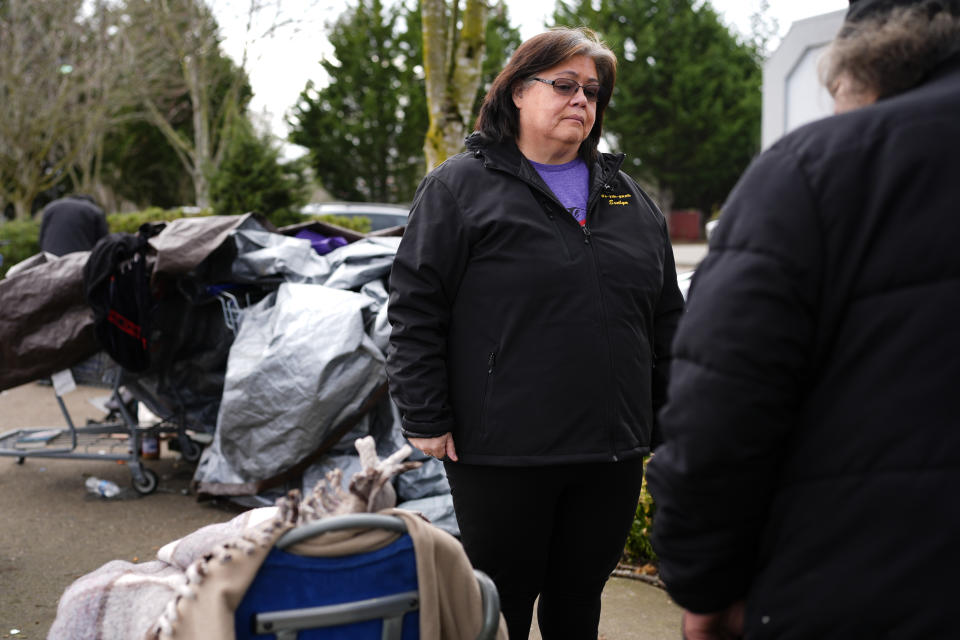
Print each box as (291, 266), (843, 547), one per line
(0, 243), (703, 640)
(0, 382), (241, 640)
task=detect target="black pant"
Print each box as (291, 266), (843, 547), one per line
(443, 458), (645, 639)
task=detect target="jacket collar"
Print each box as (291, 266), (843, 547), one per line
(927, 50), (960, 85)
(464, 132), (626, 189)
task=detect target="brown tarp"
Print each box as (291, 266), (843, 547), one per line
(0, 214), (258, 393)
(0, 252), (98, 391)
(149, 213), (268, 277)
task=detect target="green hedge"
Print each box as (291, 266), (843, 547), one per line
(105, 206), (212, 234)
(106, 208), (373, 234)
(313, 214), (371, 234)
(623, 456), (657, 565)
(0, 207), (209, 278)
(0, 219), (41, 277)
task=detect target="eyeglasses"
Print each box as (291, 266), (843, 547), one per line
(531, 77), (604, 102)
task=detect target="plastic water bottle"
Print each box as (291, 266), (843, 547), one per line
(85, 476), (121, 498)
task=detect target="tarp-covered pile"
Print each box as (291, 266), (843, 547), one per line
(0, 214), (456, 534)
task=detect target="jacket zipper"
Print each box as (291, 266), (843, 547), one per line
(479, 352), (496, 436)
(584, 182), (622, 460)
(580, 216), (620, 461)
(486, 156), (625, 460)
(547, 213), (573, 260)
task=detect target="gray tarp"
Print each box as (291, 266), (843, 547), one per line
(192, 232), (456, 533)
(214, 282), (386, 480)
(361, 279), (392, 352)
(0, 252), (98, 391)
(230, 229), (400, 288)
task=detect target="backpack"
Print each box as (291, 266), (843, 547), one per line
(83, 224), (164, 372)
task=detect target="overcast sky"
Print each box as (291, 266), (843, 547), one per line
(215, 0), (848, 151)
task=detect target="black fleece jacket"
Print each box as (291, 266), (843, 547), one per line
(386, 134), (684, 466)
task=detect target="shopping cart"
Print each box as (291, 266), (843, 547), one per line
(0, 270), (253, 494)
(0, 366), (201, 494)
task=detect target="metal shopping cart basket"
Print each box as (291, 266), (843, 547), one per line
(0, 219), (271, 494)
(0, 366), (192, 494)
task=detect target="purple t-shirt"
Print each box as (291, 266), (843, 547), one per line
(529, 158), (590, 226)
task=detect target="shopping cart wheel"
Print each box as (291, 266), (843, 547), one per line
(132, 468), (158, 495)
(178, 436), (203, 463)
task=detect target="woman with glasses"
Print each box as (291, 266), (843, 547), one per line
(386, 27), (684, 638)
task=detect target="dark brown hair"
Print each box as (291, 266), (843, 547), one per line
(474, 27), (617, 162)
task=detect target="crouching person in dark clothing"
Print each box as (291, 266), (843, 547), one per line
(646, 1), (960, 638)
(386, 27), (684, 639)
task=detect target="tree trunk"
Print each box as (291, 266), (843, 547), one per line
(13, 199), (31, 221)
(654, 185), (674, 221)
(422, 0), (487, 170)
(188, 53), (211, 209)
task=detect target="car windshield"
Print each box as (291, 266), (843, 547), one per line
(356, 212), (408, 231)
(303, 203), (409, 231)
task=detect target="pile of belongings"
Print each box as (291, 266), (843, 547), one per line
(0, 213), (455, 533)
(48, 437), (506, 640)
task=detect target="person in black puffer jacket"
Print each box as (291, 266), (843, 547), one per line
(39, 194), (109, 257)
(386, 28), (684, 640)
(646, 1), (960, 638)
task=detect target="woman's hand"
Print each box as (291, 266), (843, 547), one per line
(681, 601), (744, 640)
(408, 433), (458, 461)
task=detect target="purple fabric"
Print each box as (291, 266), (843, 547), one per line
(295, 229), (349, 255)
(529, 158), (590, 225)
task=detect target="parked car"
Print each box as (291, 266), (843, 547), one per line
(705, 218), (719, 241)
(301, 202), (410, 231)
(677, 270), (695, 301)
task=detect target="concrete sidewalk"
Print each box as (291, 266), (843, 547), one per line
(531, 578), (682, 639)
(673, 242), (708, 271)
(0, 381), (682, 639)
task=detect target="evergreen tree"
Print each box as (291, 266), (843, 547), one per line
(288, 0), (428, 203)
(101, 112), (195, 211)
(209, 120), (307, 227)
(554, 0), (762, 215)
